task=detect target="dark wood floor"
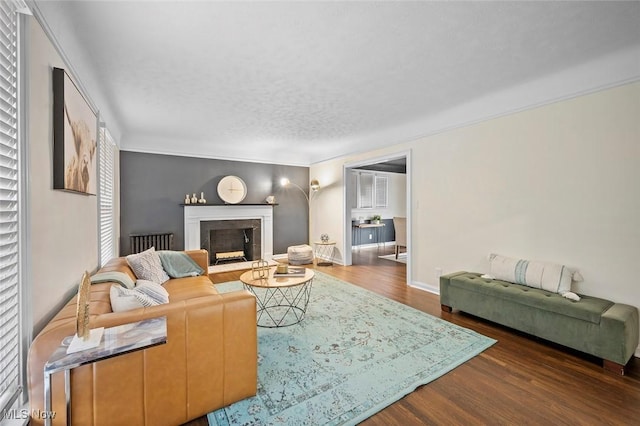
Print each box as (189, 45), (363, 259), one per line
(188, 246), (640, 425)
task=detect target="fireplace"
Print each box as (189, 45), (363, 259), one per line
(183, 205), (274, 267)
(200, 219), (261, 265)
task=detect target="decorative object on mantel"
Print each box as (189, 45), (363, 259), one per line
(184, 194), (191, 204)
(265, 195), (275, 204)
(371, 214), (382, 224)
(320, 233), (329, 243)
(280, 177), (321, 203)
(252, 259), (269, 280)
(198, 192), (206, 204)
(217, 175), (248, 204)
(190, 193), (198, 204)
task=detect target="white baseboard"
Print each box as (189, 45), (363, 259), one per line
(351, 242), (392, 250)
(408, 280), (440, 295)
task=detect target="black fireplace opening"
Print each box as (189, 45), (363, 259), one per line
(200, 219), (262, 265)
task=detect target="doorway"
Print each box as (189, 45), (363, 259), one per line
(343, 151), (412, 284)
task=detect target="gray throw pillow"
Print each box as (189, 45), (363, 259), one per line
(157, 250), (204, 278)
(126, 247), (170, 284)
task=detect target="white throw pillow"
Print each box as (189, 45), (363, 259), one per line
(126, 247), (170, 284)
(135, 279), (169, 304)
(110, 284), (164, 313)
(489, 253), (581, 296)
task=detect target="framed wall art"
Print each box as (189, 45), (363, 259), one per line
(52, 67), (98, 195)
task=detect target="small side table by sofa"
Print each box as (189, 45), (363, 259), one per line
(43, 316), (168, 426)
(314, 241), (336, 266)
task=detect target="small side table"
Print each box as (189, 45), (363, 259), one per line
(44, 316), (168, 426)
(314, 241), (336, 266)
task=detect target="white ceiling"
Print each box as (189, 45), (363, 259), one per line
(33, 1), (640, 166)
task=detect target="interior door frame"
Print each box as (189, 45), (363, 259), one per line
(342, 149), (412, 285)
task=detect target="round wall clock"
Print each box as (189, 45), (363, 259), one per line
(217, 175), (247, 204)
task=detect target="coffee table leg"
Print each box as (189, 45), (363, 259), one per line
(244, 280), (313, 327)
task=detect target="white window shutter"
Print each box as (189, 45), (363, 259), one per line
(98, 126), (116, 266)
(0, 0), (22, 412)
(358, 172), (374, 209)
(375, 175), (388, 208)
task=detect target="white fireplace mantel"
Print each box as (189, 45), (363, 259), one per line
(183, 205), (274, 260)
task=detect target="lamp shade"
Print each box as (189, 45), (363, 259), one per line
(310, 179), (320, 191)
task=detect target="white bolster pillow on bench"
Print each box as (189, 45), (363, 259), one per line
(488, 253), (582, 301)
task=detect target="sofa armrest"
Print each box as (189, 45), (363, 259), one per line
(185, 249), (209, 275)
(28, 290), (257, 426)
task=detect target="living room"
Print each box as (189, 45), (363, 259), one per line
(5, 1), (640, 425)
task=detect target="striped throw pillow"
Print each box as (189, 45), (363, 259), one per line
(110, 284), (164, 313)
(489, 253), (579, 295)
(135, 280), (169, 304)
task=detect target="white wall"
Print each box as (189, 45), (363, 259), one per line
(28, 16), (100, 334)
(310, 81), (640, 356)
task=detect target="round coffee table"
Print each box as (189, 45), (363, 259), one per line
(240, 266), (315, 327)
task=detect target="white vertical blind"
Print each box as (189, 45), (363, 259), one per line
(0, 0), (21, 411)
(98, 126), (116, 266)
(356, 172), (388, 210)
(375, 175), (388, 208)
(357, 172), (374, 209)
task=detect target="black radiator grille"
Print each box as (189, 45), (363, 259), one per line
(129, 232), (174, 254)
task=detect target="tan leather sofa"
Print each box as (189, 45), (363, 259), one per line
(27, 250), (257, 426)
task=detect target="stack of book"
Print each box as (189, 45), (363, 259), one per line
(274, 267), (306, 277)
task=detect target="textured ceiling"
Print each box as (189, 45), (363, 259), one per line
(34, 1), (640, 166)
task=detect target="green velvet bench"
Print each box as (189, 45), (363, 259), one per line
(440, 271), (639, 375)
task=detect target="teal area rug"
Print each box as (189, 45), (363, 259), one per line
(208, 271), (495, 426)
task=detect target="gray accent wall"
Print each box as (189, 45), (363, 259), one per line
(120, 151), (310, 256)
